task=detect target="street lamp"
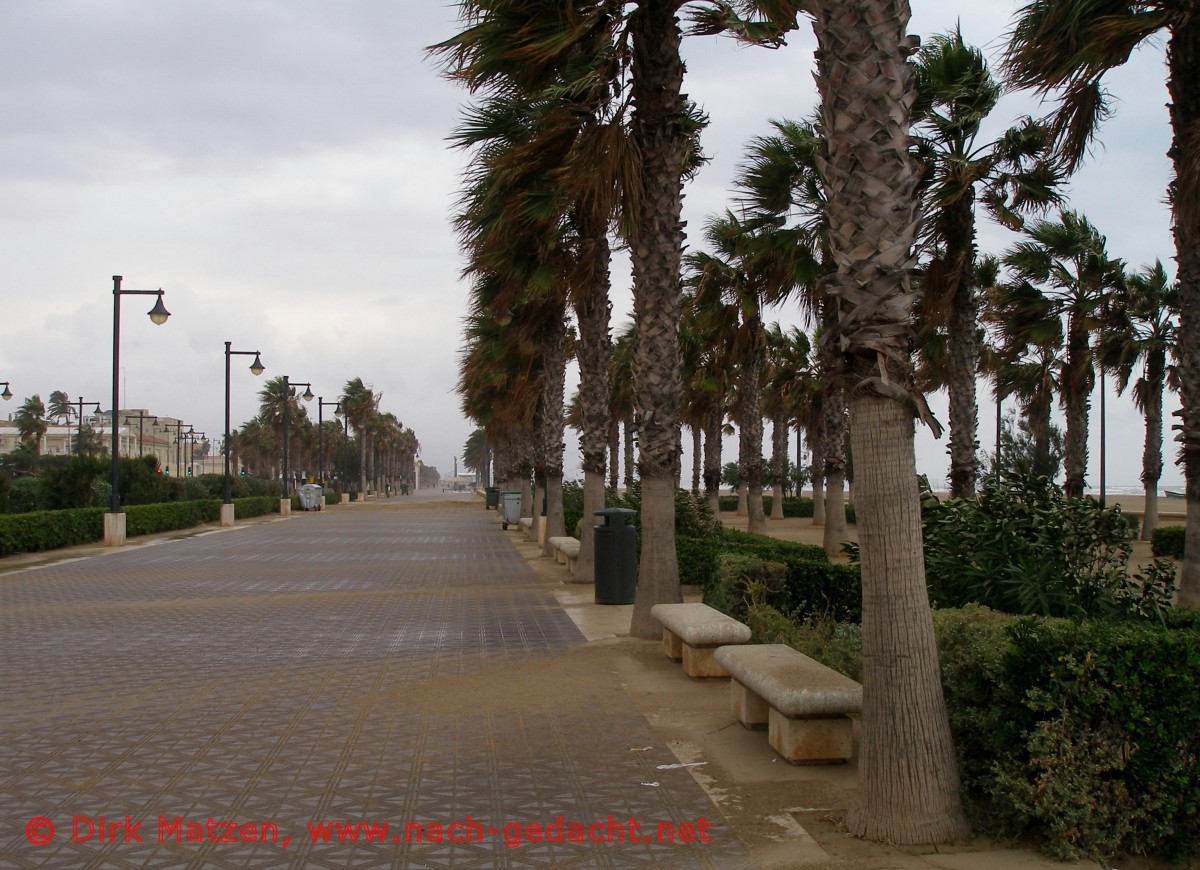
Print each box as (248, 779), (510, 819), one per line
(223, 343), (265, 524)
(121, 411), (157, 457)
(72, 397), (102, 456)
(108, 276), (169, 546)
(157, 420), (187, 477)
(317, 397), (342, 488)
(281, 376), (313, 505)
(187, 431), (205, 477)
(1, 382), (11, 402)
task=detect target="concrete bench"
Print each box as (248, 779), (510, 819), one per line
(547, 536), (581, 575)
(650, 603), (751, 678)
(714, 644), (862, 764)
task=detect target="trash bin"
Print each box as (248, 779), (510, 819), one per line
(594, 508), (637, 604)
(500, 491), (522, 530)
(485, 487), (500, 510)
(298, 483), (324, 512)
(401, 482), (410, 496)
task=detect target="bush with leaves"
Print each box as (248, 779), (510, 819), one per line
(1152, 525), (1185, 559)
(7, 477), (44, 513)
(923, 471), (1176, 620)
(934, 608), (1200, 862)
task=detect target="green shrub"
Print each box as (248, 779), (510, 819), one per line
(0, 507), (105, 555)
(7, 476), (44, 513)
(701, 544), (860, 625)
(744, 604), (863, 681)
(41, 456), (107, 510)
(932, 606), (1200, 862)
(232, 496), (280, 519)
(718, 527), (826, 563)
(0, 472), (9, 513)
(716, 495), (856, 521)
(923, 472), (1175, 621)
(562, 480), (584, 542)
(125, 500), (222, 536)
(1152, 525), (1185, 559)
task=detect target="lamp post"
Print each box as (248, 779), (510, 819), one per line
(223, 342), (265, 525)
(317, 397), (341, 488)
(107, 276), (169, 546)
(72, 397), (102, 456)
(281, 376), (313, 511)
(158, 420), (187, 477)
(122, 411), (157, 457)
(1, 382), (11, 402)
(187, 431), (205, 477)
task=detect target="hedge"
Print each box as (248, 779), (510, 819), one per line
(935, 605), (1200, 862)
(1152, 525), (1185, 559)
(0, 497), (281, 557)
(716, 495), (856, 522)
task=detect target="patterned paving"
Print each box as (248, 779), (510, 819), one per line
(0, 503), (751, 868)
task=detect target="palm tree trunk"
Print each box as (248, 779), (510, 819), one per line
(808, 0), (970, 841)
(536, 312), (568, 558)
(691, 427), (701, 493)
(821, 384), (848, 556)
(608, 421), (620, 490)
(944, 197), (980, 498)
(704, 411), (722, 516)
(845, 389), (969, 842)
(1169, 14), (1200, 607)
(1141, 350), (1166, 541)
(622, 419), (636, 489)
(574, 224), (612, 583)
(771, 417), (787, 519)
(741, 313), (768, 535)
(627, 0), (688, 640)
(1062, 314), (1091, 498)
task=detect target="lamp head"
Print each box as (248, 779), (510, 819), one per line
(302, 386), (314, 402)
(1, 383), (11, 401)
(147, 291), (170, 325)
(249, 353), (265, 376)
(334, 403), (343, 418)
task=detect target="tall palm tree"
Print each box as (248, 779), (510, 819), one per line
(911, 27), (1063, 497)
(1003, 0), (1200, 605)
(339, 378), (378, 497)
(763, 323), (812, 518)
(731, 116), (844, 552)
(1003, 210), (1124, 497)
(14, 395), (48, 458)
(1101, 260), (1178, 539)
(796, 0), (971, 841)
(47, 390), (72, 425)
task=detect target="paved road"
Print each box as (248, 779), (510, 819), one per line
(0, 498), (751, 868)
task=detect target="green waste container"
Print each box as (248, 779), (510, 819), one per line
(485, 487), (500, 510)
(594, 508), (637, 604)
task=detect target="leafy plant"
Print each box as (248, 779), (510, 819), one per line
(1152, 525), (1185, 559)
(923, 471), (1174, 620)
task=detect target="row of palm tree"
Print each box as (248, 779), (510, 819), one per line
(228, 376), (419, 495)
(435, 0), (1198, 843)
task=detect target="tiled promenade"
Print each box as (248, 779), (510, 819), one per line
(0, 496), (752, 868)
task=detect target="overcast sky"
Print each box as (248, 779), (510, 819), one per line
(0, 1), (1179, 492)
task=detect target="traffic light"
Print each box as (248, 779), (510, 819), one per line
(240, 467), (247, 476)
(164, 467), (170, 476)
(187, 467), (193, 477)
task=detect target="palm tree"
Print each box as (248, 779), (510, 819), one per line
(47, 390), (72, 425)
(1101, 260), (1178, 539)
(799, 0), (971, 841)
(911, 27), (1063, 497)
(339, 378), (378, 497)
(14, 395), (48, 459)
(763, 324), (812, 518)
(1003, 210), (1124, 497)
(731, 116), (845, 553)
(1003, 0), (1199, 605)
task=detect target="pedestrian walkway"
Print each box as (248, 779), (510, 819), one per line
(0, 496), (751, 867)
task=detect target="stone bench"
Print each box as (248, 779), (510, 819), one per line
(650, 603), (751, 678)
(547, 536), (581, 575)
(714, 644), (862, 764)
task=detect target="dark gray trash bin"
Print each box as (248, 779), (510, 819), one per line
(594, 508), (637, 604)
